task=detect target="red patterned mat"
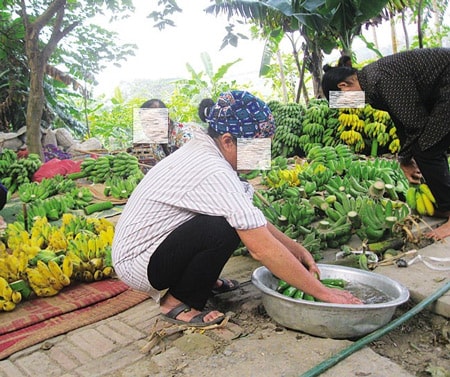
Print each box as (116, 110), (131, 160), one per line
(0, 279), (149, 360)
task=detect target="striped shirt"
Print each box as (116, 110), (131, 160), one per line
(112, 130), (267, 299)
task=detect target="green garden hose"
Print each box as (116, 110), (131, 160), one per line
(300, 280), (450, 377)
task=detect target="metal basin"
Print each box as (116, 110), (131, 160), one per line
(251, 264), (409, 339)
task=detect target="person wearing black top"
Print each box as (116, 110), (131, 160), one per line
(321, 48), (450, 240)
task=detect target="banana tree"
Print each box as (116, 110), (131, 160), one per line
(205, 0), (388, 99)
(1, 0), (136, 160)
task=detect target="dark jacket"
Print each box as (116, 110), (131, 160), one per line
(357, 48), (450, 160)
(0, 182), (7, 210)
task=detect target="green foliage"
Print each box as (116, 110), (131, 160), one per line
(166, 52), (245, 123)
(87, 88), (146, 151)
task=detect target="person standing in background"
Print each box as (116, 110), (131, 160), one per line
(134, 99), (197, 167)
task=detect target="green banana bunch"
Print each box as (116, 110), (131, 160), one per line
(18, 182), (50, 203)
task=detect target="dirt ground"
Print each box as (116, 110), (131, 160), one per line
(368, 301), (450, 377)
(136, 283), (449, 377)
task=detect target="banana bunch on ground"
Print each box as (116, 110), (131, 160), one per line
(405, 183), (436, 216)
(268, 101), (304, 158)
(104, 176), (140, 199)
(0, 251), (28, 282)
(111, 151), (144, 180)
(17, 187), (94, 226)
(299, 99), (339, 154)
(70, 187), (94, 209)
(301, 232), (324, 259)
(314, 216), (353, 249)
(0, 152), (42, 194)
(262, 163), (306, 189)
(18, 175), (77, 204)
(78, 152), (143, 183)
(25, 259), (72, 297)
(0, 214), (116, 304)
(298, 162), (333, 191)
(336, 104), (400, 156)
(306, 144), (354, 173)
(60, 213), (97, 237)
(0, 276), (23, 311)
(18, 181), (51, 203)
(0, 149), (17, 176)
(353, 197), (407, 243)
(65, 224), (115, 282)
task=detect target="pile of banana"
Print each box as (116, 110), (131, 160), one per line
(337, 104), (400, 156)
(298, 162), (334, 191)
(79, 152), (144, 183)
(104, 176), (139, 199)
(26, 259), (72, 297)
(65, 229), (114, 283)
(405, 183), (436, 216)
(300, 99), (340, 152)
(18, 175), (76, 203)
(0, 214), (116, 307)
(268, 101), (305, 158)
(0, 150), (43, 194)
(17, 187), (94, 225)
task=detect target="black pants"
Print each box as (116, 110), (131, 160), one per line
(147, 215), (241, 310)
(413, 131), (450, 212)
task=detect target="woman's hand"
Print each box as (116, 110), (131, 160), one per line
(400, 158), (422, 184)
(318, 286), (363, 305)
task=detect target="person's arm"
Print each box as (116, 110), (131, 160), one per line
(237, 225), (362, 305)
(266, 222), (320, 278)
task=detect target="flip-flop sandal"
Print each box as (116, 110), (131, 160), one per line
(161, 303), (225, 328)
(211, 278), (240, 295)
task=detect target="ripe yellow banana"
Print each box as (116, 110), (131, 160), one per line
(415, 191), (427, 216)
(421, 192), (435, 216)
(419, 183), (436, 204)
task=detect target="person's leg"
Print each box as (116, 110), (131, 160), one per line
(413, 131), (450, 239)
(148, 215), (241, 310)
(413, 131), (450, 213)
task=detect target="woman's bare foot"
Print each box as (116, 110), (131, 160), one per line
(160, 293), (224, 324)
(426, 218), (450, 241)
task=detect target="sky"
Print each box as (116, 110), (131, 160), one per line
(95, 1), (450, 98)
(95, 1), (267, 96)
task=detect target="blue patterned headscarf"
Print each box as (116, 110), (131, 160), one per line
(206, 90), (276, 138)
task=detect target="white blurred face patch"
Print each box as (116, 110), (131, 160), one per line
(329, 91), (365, 108)
(133, 108), (169, 144)
(237, 138), (272, 171)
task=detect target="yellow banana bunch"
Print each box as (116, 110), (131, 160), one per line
(388, 139), (401, 153)
(373, 109), (391, 124)
(338, 112), (360, 129)
(47, 228), (69, 250)
(0, 253), (27, 282)
(26, 259), (70, 297)
(0, 276), (22, 311)
(340, 130), (362, 145)
(405, 184), (436, 216)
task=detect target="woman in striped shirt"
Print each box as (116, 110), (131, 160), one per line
(112, 90), (362, 328)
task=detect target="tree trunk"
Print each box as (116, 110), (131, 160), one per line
(276, 50), (289, 103)
(390, 15), (398, 53)
(372, 25), (379, 50)
(25, 51), (46, 160)
(400, 10), (409, 50)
